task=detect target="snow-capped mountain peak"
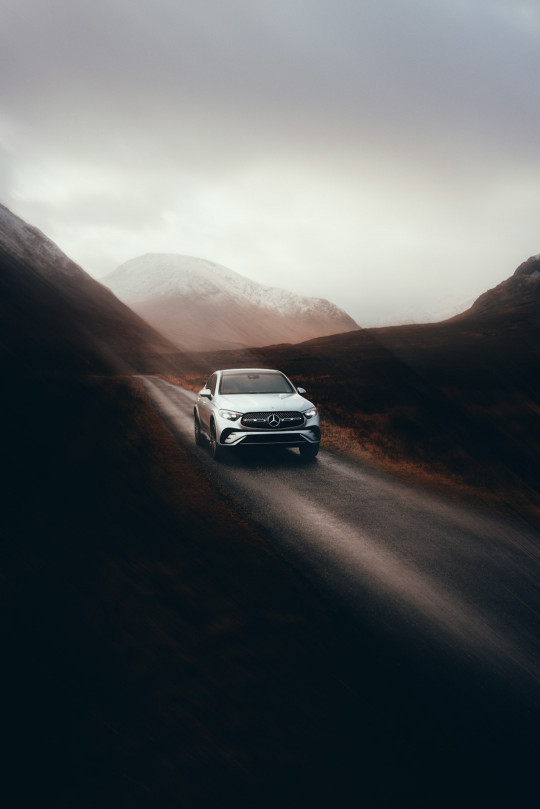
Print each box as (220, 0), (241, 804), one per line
(105, 254), (347, 317)
(102, 253), (358, 351)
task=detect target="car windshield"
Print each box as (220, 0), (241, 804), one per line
(220, 372), (294, 395)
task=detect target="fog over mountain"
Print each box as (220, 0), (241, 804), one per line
(103, 254), (359, 350)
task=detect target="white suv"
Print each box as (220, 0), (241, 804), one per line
(194, 368), (321, 461)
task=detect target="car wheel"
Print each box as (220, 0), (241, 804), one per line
(299, 443), (319, 461)
(210, 422), (225, 461)
(194, 413), (205, 446)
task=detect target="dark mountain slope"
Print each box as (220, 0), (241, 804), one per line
(465, 253), (540, 317)
(0, 204), (182, 374)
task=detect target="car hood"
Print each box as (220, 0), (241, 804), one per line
(218, 392), (314, 412)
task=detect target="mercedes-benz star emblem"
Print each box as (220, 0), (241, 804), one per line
(267, 413), (281, 427)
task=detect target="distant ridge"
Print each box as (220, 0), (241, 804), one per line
(102, 254), (359, 351)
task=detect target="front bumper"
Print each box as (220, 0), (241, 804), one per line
(219, 425), (321, 447)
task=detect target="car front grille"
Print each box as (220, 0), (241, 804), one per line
(239, 433), (308, 445)
(241, 411), (305, 429)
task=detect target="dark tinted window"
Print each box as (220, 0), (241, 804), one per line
(220, 372), (294, 395)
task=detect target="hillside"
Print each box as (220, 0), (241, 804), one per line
(102, 253), (359, 350)
(463, 253), (540, 317)
(0, 204), (182, 374)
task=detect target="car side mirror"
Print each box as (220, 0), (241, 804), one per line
(199, 388), (212, 399)
(297, 387), (306, 395)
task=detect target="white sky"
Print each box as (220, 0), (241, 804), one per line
(1, 0), (539, 324)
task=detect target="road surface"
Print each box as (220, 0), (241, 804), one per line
(140, 375), (539, 795)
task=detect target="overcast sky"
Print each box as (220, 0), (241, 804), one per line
(2, 0), (539, 324)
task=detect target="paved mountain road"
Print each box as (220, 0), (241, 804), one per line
(140, 376), (539, 689)
(140, 375), (539, 787)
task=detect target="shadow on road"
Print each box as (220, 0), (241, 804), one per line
(201, 443), (318, 469)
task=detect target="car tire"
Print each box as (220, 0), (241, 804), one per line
(210, 422), (225, 461)
(194, 413), (205, 446)
(299, 443), (319, 461)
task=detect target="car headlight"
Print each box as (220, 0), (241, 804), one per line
(219, 409), (242, 421)
(303, 407), (317, 419)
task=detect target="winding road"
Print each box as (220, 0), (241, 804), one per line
(140, 375), (539, 795)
